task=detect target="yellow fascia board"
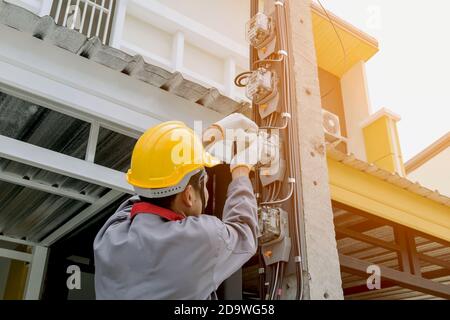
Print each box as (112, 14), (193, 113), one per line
(328, 157), (450, 242)
(311, 3), (379, 78)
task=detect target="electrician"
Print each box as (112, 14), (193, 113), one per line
(94, 114), (272, 299)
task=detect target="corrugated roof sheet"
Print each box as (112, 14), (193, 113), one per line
(0, 91), (133, 242)
(327, 145), (450, 207)
(0, 0), (245, 114)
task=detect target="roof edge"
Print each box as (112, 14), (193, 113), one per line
(311, 2), (379, 49)
(327, 144), (450, 207)
(405, 132), (450, 174)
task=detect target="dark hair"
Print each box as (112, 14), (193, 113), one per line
(140, 170), (205, 209)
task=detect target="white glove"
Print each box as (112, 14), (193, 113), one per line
(205, 139), (234, 163)
(230, 131), (279, 172)
(203, 113), (258, 146)
(206, 128), (252, 164)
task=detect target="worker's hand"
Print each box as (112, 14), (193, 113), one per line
(230, 131), (279, 173)
(205, 139), (234, 163)
(202, 113), (258, 146)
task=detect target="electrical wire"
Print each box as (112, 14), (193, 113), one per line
(250, 0), (266, 302)
(274, 181), (281, 199)
(277, 0), (304, 300)
(275, 262), (285, 300)
(253, 54), (285, 67)
(269, 182), (276, 200)
(270, 262), (280, 300)
(317, 0), (346, 63)
(253, 0), (293, 300)
(317, 0), (348, 100)
(249, 0), (308, 301)
(258, 247), (266, 300)
(234, 71), (253, 87)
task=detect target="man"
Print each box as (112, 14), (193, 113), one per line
(94, 114), (270, 299)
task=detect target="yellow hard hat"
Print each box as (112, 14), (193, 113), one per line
(126, 121), (220, 197)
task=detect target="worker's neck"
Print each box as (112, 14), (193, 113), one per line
(170, 203), (187, 218)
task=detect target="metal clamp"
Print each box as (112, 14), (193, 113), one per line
(259, 112), (291, 130)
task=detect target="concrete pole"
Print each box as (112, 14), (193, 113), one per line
(282, 0), (343, 300)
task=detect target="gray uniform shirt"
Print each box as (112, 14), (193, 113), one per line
(93, 176), (258, 299)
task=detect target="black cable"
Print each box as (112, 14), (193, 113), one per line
(258, 247), (266, 300)
(278, 0), (304, 300)
(234, 71), (253, 87)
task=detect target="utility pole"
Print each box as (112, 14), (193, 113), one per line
(245, 0), (343, 300)
(281, 0), (343, 300)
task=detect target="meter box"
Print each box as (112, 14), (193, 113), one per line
(258, 207), (291, 265)
(246, 12), (274, 48)
(245, 68), (278, 105)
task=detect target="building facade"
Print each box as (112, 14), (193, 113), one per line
(406, 133), (450, 197)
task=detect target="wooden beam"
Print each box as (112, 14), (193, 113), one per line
(335, 219), (386, 240)
(339, 254), (450, 299)
(344, 280), (396, 296)
(333, 201), (396, 228)
(335, 226), (400, 252)
(343, 269), (450, 296)
(394, 226), (413, 273)
(413, 229), (450, 248)
(418, 253), (450, 270)
(406, 230), (422, 276)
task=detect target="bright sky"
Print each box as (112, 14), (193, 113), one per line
(318, 0), (450, 161)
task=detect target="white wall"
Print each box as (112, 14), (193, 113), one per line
(340, 61), (372, 161)
(5, 0), (52, 15)
(184, 42), (224, 85)
(408, 148), (450, 197)
(120, 0), (250, 100)
(157, 0), (249, 48)
(122, 14), (172, 67)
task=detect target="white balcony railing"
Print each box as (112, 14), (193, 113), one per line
(50, 0), (115, 44)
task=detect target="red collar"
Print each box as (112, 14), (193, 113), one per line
(130, 202), (185, 221)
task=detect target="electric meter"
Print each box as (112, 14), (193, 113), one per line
(258, 206), (282, 244)
(246, 13), (273, 48)
(258, 207), (291, 265)
(246, 68), (277, 104)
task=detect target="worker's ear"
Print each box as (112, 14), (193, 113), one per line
(181, 185), (194, 207)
